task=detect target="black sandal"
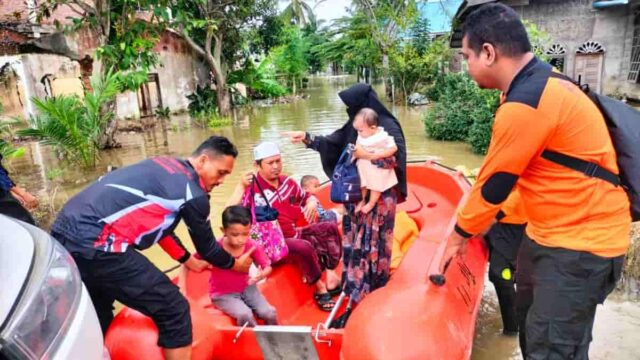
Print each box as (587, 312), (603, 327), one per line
(314, 292), (336, 311)
(327, 286), (342, 297)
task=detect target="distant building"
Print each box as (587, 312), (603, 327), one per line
(0, 1), (207, 120)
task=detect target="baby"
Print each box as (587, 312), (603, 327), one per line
(208, 205), (278, 327)
(352, 107), (398, 214)
(300, 174), (343, 224)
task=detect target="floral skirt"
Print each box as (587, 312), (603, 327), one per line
(341, 188), (397, 304)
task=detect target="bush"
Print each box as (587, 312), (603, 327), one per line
(424, 101), (474, 141)
(228, 59), (288, 99)
(17, 70), (121, 167)
(467, 103), (497, 154)
(187, 85), (218, 118)
(423, 72), (499, 154)
(0, 117), (24, 159)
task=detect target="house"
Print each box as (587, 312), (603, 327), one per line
(0, 1), (207, 120)
(451, 0), (640, 99)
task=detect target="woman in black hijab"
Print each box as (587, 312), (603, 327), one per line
(287, 83), (407, 313)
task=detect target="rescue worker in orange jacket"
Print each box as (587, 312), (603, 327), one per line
(441, 4), (630, 359)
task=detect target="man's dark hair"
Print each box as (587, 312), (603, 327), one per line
(300, 175), (319, 188)
(222, 205), (252, 228)
(462, 3), (531, 57)
(356, 107), (379, 127)
(192, 136), (238, 158)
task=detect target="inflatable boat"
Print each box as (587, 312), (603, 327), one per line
(105, 161), (489, 359)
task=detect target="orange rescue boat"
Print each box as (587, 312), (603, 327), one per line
(105, 161), (489, 360)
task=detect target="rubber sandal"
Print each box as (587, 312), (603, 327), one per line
(314, 292), (336, 312)
(327, 286), (342, 297)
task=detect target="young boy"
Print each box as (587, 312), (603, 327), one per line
(209, 205), (278, 327)
(300, 175), (343, 224)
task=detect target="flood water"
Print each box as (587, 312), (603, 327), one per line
(5, 76), (638, 359)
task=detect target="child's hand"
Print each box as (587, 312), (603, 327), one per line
(248, 267), (265, 285)
(352, 144), (371, 160)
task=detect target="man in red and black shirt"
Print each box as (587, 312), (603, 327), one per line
(51, 136), (253, 360)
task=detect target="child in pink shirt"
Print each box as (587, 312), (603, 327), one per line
(353, 107), (398, 214)
(209, 205), (278, 327)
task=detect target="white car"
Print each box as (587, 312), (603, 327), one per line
(0, 215), (107, 359)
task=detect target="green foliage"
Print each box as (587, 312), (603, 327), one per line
(524, 20), (552, 62)
(17, 70), (121, 167)
(312, 13), (380, 73)
(207, 114), (232, 128)
(270, 26), (309, 93)
(390, 36), (451, 102)
(302, 22), (331, 74)
(252, 14), (287, 54)
(423, 72), (499, 153)
(410, 16), (430, 56)
(187, 85), (218, 119)
(281, 0), (318, 28)
(0, 100), (25, 159)
(229, 59), (287, 99)
(467, 94), (500, 154)
(155, 106), (171, 119)
(0, 140), (25, 159)
(45, 167), (65, 181)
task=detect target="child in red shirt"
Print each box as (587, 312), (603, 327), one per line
(209, 206), (278, 327)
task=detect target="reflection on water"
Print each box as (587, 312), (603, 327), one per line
(5, 76), (637, 359)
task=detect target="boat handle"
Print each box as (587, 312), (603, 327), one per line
(314, 323), (332, 347)
(233, 321), (250, 344)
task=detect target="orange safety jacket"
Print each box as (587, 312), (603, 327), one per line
(456, 57), (630, 258)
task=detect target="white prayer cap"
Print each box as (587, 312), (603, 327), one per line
(253, 141), (281, 161)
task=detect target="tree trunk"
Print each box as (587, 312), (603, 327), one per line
(209, 34), (231, 118)
(382, 51), (392, 100)
(98, 65), (120, 149)
(218, 87), (231, 117)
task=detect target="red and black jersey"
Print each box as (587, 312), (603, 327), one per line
(51, 156), (234, 269)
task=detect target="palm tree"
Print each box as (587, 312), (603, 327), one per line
(281, 0), (325, 28)
(17, 71), (121, 168)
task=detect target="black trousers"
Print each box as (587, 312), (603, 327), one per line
(515, 235), (623, 360)
(0, 191), (35, 225)
(70, 248), (193, 349)
(487, 222), (525, 334)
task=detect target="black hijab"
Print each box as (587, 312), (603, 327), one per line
(312, 83), (408, 202)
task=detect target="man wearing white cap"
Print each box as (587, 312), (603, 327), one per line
(228, 141), (339, 311)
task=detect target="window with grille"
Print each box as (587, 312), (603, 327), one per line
(628, 12), (640, 82)
(546, 44), (567, 73)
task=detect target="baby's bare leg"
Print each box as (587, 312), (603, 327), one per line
(361, 190), (381, 214)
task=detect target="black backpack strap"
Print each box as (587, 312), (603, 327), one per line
(541, 150), (620, 187)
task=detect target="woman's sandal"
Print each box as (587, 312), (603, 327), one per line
(314, 292), (336, 311)
(327, 286), (342, 297)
